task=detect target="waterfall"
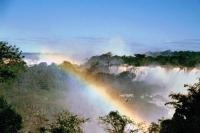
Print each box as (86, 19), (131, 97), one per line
(109, 65), (200, 117)
(109, 65), (200, 93)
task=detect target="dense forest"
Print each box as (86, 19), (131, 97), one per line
(1, 41), (200, 133)
(85, 50), (200, 67)
(121, 51), (200, 67)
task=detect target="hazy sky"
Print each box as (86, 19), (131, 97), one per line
(1, 0), (200, 59)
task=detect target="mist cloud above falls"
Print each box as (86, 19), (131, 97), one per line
(37, 36), (138, 64)
(73, 36), (134, 57)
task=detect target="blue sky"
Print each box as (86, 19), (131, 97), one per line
(0, 0), (200, 61)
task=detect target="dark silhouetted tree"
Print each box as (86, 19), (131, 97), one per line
(159, 79), (200, 133)
(0, 94), (22, 133)
(148, 122), (160, 133)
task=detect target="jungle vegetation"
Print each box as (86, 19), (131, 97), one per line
(1, 41), (200, 133)
(121, 51), (200, 67)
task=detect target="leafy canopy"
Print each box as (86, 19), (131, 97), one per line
(98, 110), (146, 133)
(159, 79), (200, 133)
(0, 41), (26, 82)
(33, 110), (90, 133)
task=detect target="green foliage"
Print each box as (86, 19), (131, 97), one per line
(3, 44), (200, 133)
(86, 61), (100, 75)
(0, 41), (26, 82)
(0, 41), (24, 132)
(0, 61), (71, 132)
(117, 71), (136, 82)
(0, 94), (22, 133)
(9, 62), (69, 91)
(159, 80), (200, 133)
(98, 110), (146, 133)
(33, 110), (90, 133)
(86, 50), (200, 67)
(59, 61), (76, 72)
(121, 55), (135, 65)
(121, 51), (200, 67)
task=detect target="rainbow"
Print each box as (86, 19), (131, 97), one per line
(36, 53), (145, 123)
(59, 62), (144, 124)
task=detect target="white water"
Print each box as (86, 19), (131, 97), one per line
(110, 65), (200, 94)
(109, 65), (200, 117)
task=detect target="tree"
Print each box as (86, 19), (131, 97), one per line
(98, 110), (146, 133)
(33, 109), (90, 133)
(59, 61), (76, 72)
(147, 122), (160, 133)
(0, 94), (22, 133)
(0, 41), (26, 82)
(0, 41), (24, 132)
(159, 79), (200, 133)
(134, 54), (146, 66)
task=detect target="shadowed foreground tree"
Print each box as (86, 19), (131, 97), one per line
(33, 109), (90, 133)
(159, 79), (200, 133)
(0, 41), (26, 82)
(0, 94), (22, 133)
(0, 41), (24, 132)
(98, 110), (146, 133)
(147, 122), (160, 133)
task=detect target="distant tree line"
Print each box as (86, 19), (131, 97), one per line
(85, 51), (200, 68)
(121, 51), (200, 67)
